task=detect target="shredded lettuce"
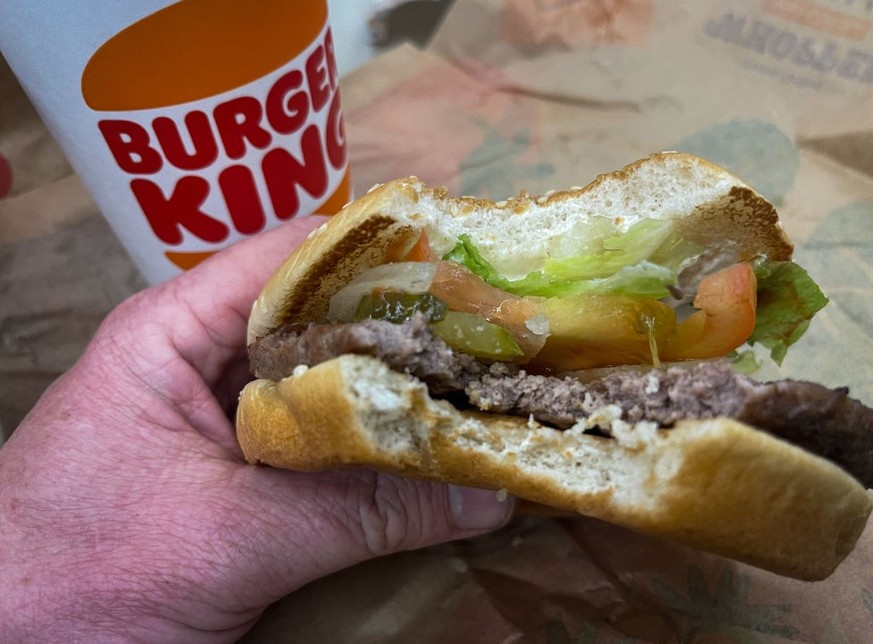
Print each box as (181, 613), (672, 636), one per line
(747, 261), (828, 365)
(566, 262), (676, 298)
(443, 234), (512, 290)
(443, 231), (829, 367)
(444, 218), (700, 298)
(727, 349), (764, 374)
(544, 219), (676, 279)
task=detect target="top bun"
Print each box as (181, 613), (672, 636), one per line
(248, 152), (794, 344)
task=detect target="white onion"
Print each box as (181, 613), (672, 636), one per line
(524, 313), (550, 336)
(328, 262), (437, 321)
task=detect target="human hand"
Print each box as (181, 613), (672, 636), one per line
(0, 218), (515, 643)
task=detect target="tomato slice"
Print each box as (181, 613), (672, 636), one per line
(428, 261), (546, 359)
(518, 262), (757, 370)
(660, 262), (757, 361)
(532, 295), (677, 371)
(421, 257), (756, 369)
(403, 232), (435, 262)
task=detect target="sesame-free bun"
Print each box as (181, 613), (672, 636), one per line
(247, 152), (793, 344)
(238, 153), (870, 581)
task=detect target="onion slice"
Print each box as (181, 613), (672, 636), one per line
(328, 262), (437, 322)
(524, 313), (550, 336)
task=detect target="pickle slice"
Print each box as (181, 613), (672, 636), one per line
(354, 291), (447, 323)
(431, 311), (524, 360)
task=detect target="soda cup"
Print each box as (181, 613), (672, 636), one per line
(0, 0), (351, 283)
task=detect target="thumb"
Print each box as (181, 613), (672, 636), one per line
(245, 468), (515, 594)
(346, 474), (516, 555)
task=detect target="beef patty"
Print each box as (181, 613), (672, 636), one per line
(249, 314), (873, 487)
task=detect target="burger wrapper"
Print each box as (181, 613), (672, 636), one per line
(3, 0), (873, 640)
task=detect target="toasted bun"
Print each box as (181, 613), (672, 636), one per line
(238, 355), (872, 581)
(247, 152), (793, 344)
(237, 153), (869, 580)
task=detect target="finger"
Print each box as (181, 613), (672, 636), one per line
(158, 216), (328, 384)
(232, 468), (516, 603)
(176, 215), (329, 322)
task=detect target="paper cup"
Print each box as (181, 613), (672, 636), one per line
(0, 0), (351, 283)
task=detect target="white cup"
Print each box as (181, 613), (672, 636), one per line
(0, 0), (351, 283)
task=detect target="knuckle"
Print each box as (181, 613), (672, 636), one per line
(94, 290), (152, 349)
(352, 472), (432, 557)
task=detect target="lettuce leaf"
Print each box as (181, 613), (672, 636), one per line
(747, 261), (828, 365)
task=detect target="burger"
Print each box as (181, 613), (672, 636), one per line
(236, 152), (873, 581)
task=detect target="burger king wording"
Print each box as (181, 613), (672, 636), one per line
(0, 0), (350, 282)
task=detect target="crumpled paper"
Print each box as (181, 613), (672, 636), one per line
(246, 1), (873, 640)
(0, 56), (145, 438)
(4, 0), (873, 640)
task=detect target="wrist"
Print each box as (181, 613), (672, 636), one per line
(0, 546), (165, 642)
(0, 437), (147, 641)
(0, 523), (75, 641)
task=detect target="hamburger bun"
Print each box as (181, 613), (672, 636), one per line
(237, 152), (872, 581)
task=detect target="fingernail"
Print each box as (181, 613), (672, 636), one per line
(447, 485), (515, 531)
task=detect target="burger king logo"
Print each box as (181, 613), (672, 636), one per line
(80, 0), (350, 271)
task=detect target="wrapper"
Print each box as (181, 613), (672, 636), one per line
(3, 0), (873, 639)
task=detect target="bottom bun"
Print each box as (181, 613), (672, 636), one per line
(236, 355), (872, 581)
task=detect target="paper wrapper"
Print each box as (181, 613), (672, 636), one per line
(3, 0), (873, 640)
